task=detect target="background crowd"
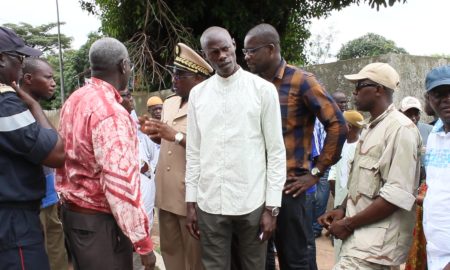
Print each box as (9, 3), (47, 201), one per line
(0, 21), (449, 270)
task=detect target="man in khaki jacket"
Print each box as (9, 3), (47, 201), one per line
(140, 43), (213, 270)
(319, 63), (421, 270)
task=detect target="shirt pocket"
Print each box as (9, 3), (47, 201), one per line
(357, 156), (382, 199)
(354, 218), (390, 252)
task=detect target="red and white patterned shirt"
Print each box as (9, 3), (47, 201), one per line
(56, 77), (153, 254)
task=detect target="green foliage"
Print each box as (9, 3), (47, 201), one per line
(78, 0), (406, 89)
(42, 32), (102, 109)
(2, 22), (72, 55)
(337, 32), (408, 60)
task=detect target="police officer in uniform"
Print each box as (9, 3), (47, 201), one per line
(140, 43), (213, 270)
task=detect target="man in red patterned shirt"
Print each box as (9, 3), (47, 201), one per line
(56, 37), (156, 270)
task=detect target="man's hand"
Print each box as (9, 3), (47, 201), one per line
(11, 81), (38, 108)
(259, 208), (277, 241)
(140, 251), (156, 270)
(139, 115), (159, 136)
(318, 208), (345, 231)
(186, 202), (200, 240)
(329, 217), (354, 240)
(283, 174), (319, 197)
(148, 119), (177, 142)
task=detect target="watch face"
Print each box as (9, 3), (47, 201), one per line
(272, 207), (280, 216)
(311, 167), (320, 176)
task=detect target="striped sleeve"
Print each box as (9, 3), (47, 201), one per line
(0, 93), (57, 164)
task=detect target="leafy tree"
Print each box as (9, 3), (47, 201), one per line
(337, 32), (408, 60)
(2, 22), (72, 54)
(43, 32), (102, 109)
(305, 27), (336, 65)
(78, 0), (406, 91)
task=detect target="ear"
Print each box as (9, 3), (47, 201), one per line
(232, 38), (236, 49)
(23, 73), (33, 84)
(119, 59), (126, 75)
(375, 85), (383, 97)
(0, 53), (5, 68)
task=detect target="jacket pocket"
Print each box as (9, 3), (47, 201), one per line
(357, 156), (382, 199)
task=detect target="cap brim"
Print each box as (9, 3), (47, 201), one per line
(427, 78), (450, 92)
(400, 105), (422, 112)
(344, 74), (367, 82)
(15, 45), (42, 57)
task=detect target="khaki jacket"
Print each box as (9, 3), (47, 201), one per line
(155, 96), (188, 216)
(341, 105), (421, 265)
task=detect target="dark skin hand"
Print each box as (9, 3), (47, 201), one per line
(138, 115), (186, 147)
(444, 263), (450, 270)
(140, 251), (156, 270)
(283, 173), (320, 197)
(140, 162), (149, 174)
(318, 208), (345, 234)
(319, 196), (398, 241)
(186, 202), (200, 240)
(259, 209), (277, 241)
(11, 81), (65, 168)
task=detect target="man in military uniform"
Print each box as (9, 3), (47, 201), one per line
(319, 63), (421, 269)
(140, 43), (213, 270)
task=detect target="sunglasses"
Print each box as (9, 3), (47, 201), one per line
(355, 82), (379, 90)
(2, 51), (25, 64)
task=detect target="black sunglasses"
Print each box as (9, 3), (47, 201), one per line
(355, 82), (379, 90)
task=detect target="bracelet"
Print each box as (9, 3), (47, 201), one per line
(343, 218), (354, 233)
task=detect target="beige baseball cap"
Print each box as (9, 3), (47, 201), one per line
(399, 96), (423, 112)
(344, 62), (400, 91)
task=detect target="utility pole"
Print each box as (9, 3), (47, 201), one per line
(56, 0), (65, 103)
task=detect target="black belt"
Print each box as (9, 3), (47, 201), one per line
(0, 200), (41, 211)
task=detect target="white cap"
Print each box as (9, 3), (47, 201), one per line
(399, 96), (422, 112)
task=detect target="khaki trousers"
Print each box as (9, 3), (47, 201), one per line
(159, 209), (203, 270)
(40, 204), (69, 270)
(333, 256), (400, 270)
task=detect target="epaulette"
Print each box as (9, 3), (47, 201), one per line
(0, 84), (15, 94)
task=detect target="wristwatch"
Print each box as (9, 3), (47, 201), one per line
(265, 206), (280, 217)
(310, 167), (322, 177)
(174, 132), (184, 145)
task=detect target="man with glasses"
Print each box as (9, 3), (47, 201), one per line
(140, 43), (212, 270)
(0, 27), (65, 269)
(244, 23), (347, 269)
(422, 65), (450, 270)
(319, 63), (421, 270)
(56, 37), (156, 270)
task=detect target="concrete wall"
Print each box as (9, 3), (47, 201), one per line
(304, 53), (450, 121)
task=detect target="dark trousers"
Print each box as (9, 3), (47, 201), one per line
(61, 206), (133, 270)
(313, 169), (330, 234)
(304, 192), (318, 270)
(275, 191), (310, 270)
(0, 208), (50, 270)
(197, 205), (267, 270)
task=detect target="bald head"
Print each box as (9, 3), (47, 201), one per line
(245, 23), (280, 51)
(89, 37), (129, 72)
(199, 26), (238, 78)
(200, 26), (232, 49)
